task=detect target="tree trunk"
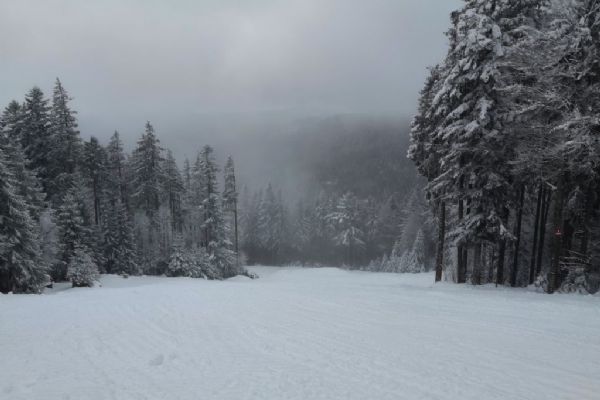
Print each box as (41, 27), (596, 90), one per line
(580, 189), (594, 255)
(234, 199), (239, 267)
(548, 177), (565, 294)
(457, 197), (466, 283)
(496, 208), (509, 286)
(511, 185), (525, 287)
(529, 183), (543, 284)
(536, 188), (552, 276)
(472, 243), (482, 285)
(435, 201), (446, 283)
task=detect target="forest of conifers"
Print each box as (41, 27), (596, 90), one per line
(0, 79), (428, 293)
(409, 0), (600, 293)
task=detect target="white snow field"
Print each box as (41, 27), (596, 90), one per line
(1, 267), (599, 400)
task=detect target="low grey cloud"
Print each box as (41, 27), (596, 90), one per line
(0, 0), (460, 146)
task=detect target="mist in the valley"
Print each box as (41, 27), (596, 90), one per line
(0, 0), (460, 198)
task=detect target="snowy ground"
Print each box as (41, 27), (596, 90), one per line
(1, 267), (599, 400)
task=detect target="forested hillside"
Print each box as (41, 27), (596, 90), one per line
(237, 117), (432, 270)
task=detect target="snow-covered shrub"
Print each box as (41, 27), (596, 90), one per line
(533, 274), (549, 293)
(560, 268), (589, 294)
(166, 243), (192, 278)
(66, 247), (99, 287)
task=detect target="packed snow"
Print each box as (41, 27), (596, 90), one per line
(1, 267), (599, 400)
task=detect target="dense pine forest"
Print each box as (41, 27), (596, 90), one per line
(0, 80), (250, 293)
(409, 0), (600, 294)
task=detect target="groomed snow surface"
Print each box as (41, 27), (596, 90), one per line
(1, 267), (599, 400)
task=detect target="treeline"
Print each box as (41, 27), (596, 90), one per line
(410, 0), (600, 293)
(239, 183), (434, 272)
(236, 118), (433, 270)
(0, 80), (247, 293)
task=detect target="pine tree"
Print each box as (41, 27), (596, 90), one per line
(83, 136), (108, 225)
(0, 100), (24, 142)
(102, 198), (138, 275)
(166, 234), (192, 277)
(222, 156), (239, 264)
(47, 78), (82, 203)
(407, 229), (427, 273)
(1, 104), (46, 218)
(20, 87), (52, 190)
(199, 145), (237, 277)
(0, 147), (48, 293)
(163, 150), (184, 232)
(257, 183), (284, 263)
(106, 131), (129, 209)
(327, 192), (365, 266)
(55, 186), (92, 281)
(66, 245), (99, 287)
(240, 188), (262, 263)
(130, 121), (164, 219)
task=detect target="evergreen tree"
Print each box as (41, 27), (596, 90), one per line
(257, 183), (284, 263)
(55, 186), (92, 281)
(66, 245), (99, 287)
(106, 131), (129, 209)
(1, 104), (46, 218)
(83, 136), (108, 225)
(222, 156), (239, 262)
(47, 78), (82, 203)
(199, 145), (237, 277)
(327, 192), (365, 266)
(0, 147), (48, 293)
(166, 234), (192, 277)
(163, 150), (184, 232)
(20, 87), (52, 189)
(102, 198), (138, 275)
(130, 121), (164, 219)
(0, 100), (24, 142)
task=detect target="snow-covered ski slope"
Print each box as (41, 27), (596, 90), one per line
(1, 267), (599, 400)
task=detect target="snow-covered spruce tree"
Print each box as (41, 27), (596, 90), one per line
(409, 65), (447, 281)
(327, 192), (365, 267)
(66, 245), (99, 287)
(106, 131), (129, 209)
(198, 145), (237, 278)
(130, 122), (164, 217)
(0, 147), (48, 293)
(406, 229), (427, 273)
(222, 156), (239, 263)
(257, 184), (279, 263)
(20, 87), (53, 190)
(130, 122), (164, 273)
(240, 188), (262, 264)
(55, 182), (95, 281)
(47, 78), (82, 204)
(182, 151), (207, 248)
(83, 136), (108, 225)
(0, 101), (24, 143)
(102, 197), (138, 275)
(1, 104), (47, 219)
(163, 150), (184, 233)
(166, 234), (192, 277)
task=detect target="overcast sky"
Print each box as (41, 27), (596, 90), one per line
(0, 0), (460, 145)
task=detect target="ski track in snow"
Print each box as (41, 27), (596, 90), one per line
(1, 267), (599, 400)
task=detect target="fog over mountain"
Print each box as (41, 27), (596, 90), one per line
(1, 1), (460, 187)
